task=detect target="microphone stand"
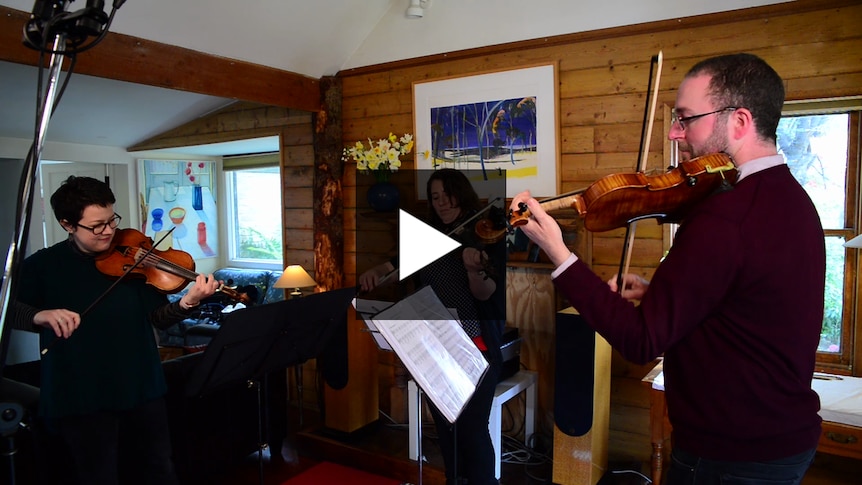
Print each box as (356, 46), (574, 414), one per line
(0, 29), (68, 366)
(0, 29), (69, 485)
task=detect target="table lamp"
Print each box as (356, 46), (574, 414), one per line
(273, 265), (317, 299)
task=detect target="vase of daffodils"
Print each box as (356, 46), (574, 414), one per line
(343, 133), (413, 212)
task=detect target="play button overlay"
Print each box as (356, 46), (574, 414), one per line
(398, 209), (461, 280)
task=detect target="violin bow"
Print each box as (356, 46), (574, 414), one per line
(617, 51), (663, 294)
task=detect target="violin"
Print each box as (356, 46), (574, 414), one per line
(95, 228), (251, 304)
(508, 152), (737, 234)
(41, 228), (250, 356)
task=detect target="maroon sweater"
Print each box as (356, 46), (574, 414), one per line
(554, 164), (824, 461)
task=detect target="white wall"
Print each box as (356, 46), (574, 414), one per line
(0, 136), (222, 271)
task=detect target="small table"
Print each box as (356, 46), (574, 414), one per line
(641, 360), (671, 485)
(408, 370), (538, 479)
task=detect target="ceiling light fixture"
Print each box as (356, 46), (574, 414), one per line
(406, 0), (431, 19)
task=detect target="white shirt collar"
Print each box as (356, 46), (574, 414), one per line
(735, 154), (785, 182)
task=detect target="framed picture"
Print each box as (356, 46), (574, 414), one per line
(137, 159), (218, 260)
(413, 64), (559, 199)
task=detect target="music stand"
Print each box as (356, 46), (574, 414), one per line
(184, 286), (355, 485)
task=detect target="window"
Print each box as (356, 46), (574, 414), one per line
(779, 103), (861, 372)
(223, 153), (283, 269)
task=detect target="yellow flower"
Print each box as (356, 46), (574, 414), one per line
(343, 133), (414, 175)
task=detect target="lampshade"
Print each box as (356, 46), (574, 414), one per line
(273, 265), (317, 297)
(845, 233), (862, 248)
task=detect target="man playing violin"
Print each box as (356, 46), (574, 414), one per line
(360, 168), (505, 485)
(10, 175), (220, 485)
(512, 53), (825, 485)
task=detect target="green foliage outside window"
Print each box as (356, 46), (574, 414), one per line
(238, 226), (282, 260)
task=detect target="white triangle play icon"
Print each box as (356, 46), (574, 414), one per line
(399, 209), (461, 281)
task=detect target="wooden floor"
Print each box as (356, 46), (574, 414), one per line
(207, 405), (861, 485)
(212, 409), (557, 485)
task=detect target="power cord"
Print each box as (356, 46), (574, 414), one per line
(610, 469), (652, 484)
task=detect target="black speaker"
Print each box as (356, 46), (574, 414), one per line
(554, 310), (598, 437)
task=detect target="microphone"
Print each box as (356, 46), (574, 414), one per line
(23, 0), (68, 48)
(70, 0), (109, 39)
(23, 0), (110, 50)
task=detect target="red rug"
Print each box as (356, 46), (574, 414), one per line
(281, 461), (401, 485)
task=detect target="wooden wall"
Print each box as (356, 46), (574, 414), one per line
(337, 0), (862, 466)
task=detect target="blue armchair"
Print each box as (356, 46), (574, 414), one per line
(159, 267), (285, 349)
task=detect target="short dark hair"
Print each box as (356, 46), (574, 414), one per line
(426, 169), (481, 228)
(49, 176), (116, 225)
(685, 53), (785, 143)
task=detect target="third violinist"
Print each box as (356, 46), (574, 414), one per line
(358, 168), (506, 484)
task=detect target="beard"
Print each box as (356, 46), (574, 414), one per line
(678, 116), (729, 160)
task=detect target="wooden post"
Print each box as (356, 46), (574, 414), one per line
(313, 76), (378, 432)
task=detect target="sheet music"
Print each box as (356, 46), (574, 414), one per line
(353, 285), (488, 423)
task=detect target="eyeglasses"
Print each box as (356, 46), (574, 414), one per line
(671, 107), (738, 130)
(77, 214), (122, 235)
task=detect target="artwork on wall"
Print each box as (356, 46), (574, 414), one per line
(413, 64), (560, 199)
(137, 159), (217, 260)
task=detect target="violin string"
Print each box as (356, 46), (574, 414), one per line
(137, 248), (246, 302)
(137, 248), (198, 280)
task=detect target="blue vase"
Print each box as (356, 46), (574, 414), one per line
(192, 185), (203, 210)
(367, 182), (399, 212)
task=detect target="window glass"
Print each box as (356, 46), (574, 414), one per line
(226, 166), (282, 267)
(779, 113), (850, 354)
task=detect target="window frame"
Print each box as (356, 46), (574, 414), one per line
(779, 103), (861, 375)
(664, 102), (862, 376)
(222, 154), (283, 271)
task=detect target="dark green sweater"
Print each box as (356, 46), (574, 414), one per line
(17, 240), (171, 419)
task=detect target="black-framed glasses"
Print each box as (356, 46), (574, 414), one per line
(77, 213), (122, 235)
(671, 107), (738, 130)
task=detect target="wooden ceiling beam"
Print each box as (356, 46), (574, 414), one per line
(0, 6), (320, 112)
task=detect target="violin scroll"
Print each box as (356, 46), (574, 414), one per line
(472, 205), (509, 244)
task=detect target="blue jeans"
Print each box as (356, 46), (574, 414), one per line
(667, 446), (816, 485)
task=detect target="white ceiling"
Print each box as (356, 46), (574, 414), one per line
(0, 0), (790, 156)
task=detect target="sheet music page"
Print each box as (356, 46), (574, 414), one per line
(369, 285), (488, 423)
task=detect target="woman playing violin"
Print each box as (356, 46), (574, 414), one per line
(512, 54), (824, 485)
(9, 175), (219, 485)
(360, 168), (505, 485)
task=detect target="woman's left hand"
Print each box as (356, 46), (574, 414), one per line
(181, 273), (221, 307)
(462, 247), (487, 272)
